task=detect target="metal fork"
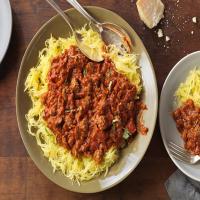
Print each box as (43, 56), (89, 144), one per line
(168, 141), (200, 164)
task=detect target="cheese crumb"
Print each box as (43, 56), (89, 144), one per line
(192, 17), (197, 23)
(165, 36), (170, 42)
(157, 29), (163, 38)
(191, 31), (194, 35)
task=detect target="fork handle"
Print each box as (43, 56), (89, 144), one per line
(46, 0), (75, 32)
(66, 0), (99, 25)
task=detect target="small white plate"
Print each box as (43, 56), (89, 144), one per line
(0, 0), (12, 64)
(160, 51), (200, 182)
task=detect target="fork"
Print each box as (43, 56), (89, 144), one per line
(168, 141), (200, 164)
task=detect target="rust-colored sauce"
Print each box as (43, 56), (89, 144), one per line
(173, 99), (200, 155)
(42, 46), (148, 163)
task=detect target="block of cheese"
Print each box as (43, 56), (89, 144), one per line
(136, 0), (165, 29)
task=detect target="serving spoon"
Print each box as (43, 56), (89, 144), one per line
(66, 0), (133, 53)
(46, 0), (104, 62)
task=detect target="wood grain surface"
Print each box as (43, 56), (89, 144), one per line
(0, 0), (199, 199)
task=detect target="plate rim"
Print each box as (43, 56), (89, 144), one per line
(0, 0), (12, 64)
(16, 6), (158, 193)
(159, 51), (200, 182)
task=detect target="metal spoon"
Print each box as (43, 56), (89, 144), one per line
(66, 0), (133, 53)
(46, 0), (104, 62)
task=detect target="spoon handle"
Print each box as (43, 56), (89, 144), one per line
(46, 0), (75, 32)
(66, 0), (99, 25)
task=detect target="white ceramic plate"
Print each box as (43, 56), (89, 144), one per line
(160, 51), (200, 182)
(0, 0), (12, 64)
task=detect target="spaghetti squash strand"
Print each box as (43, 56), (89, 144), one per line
(25, 27), (141, 182)
(175, 68), (200, 107)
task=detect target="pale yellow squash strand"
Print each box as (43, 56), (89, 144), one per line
(25, 27), (141, 183)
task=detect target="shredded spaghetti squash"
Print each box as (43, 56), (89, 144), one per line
(25, 26), (141, 182)
(175, 68), (200, 107)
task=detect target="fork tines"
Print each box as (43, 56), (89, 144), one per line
(168, 141), (192, 164)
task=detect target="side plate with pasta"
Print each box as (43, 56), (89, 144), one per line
(160, 51), (200, 182)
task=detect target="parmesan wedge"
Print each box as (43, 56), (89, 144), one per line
(136, 0), (165, 29)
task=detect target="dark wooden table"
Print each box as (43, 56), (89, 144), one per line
(0, 0), (199, 199)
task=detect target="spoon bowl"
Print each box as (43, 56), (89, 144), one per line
(99, 22), (133, 52)
(66, 0), (133, 53)
(46, 0), (104, 62)
(75, 31), (104, 62)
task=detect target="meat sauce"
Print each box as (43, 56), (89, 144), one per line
(42, 46), (147, 163)
(173, 99), (200, 155)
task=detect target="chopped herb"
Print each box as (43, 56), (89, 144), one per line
(112, 123), (116, 131)
(108, 81), (113, 91)
(38, 77), (41, 84)
(112, 118), (119, 124)
(79, 106), (82, 111)
(106, 69), (112, 77)
(123, 128), (131, 140)
(88, 62), (93, 68)
(120, 140), (126, 148)
(64, 76), (70, 84)
(83, 68), (87, 76)
(65, 107), (81, 113)
(65, 109), (72, 113)
(62, 88), (67, 101)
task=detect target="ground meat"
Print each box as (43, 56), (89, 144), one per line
(42, 45), (148, 163)
(173, 99), (200, 155)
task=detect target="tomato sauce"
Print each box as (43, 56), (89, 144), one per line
(173, 99), (200, 155)
(42, 46), (147, 163)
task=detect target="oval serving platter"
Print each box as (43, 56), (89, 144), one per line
(16, 6), (158, 193)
